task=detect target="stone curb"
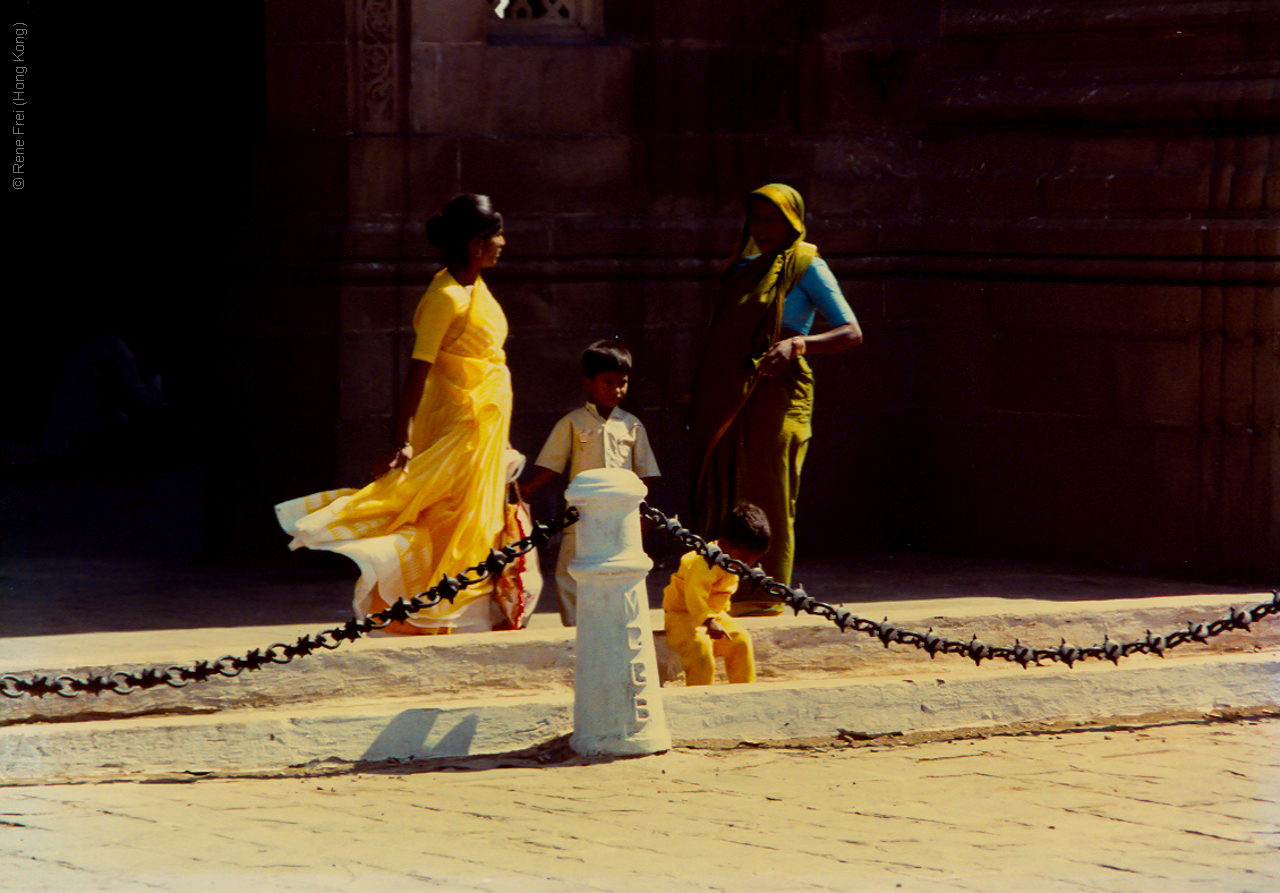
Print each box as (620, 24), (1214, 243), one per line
(2, 651), (1275, 785)
(4, 592), (1274, 725)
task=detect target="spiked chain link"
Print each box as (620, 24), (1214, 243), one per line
(4, 502), (1276, 699)
(1, 509), (579, 699)
(639, 503), (1279, 669)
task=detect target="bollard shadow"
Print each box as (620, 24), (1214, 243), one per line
(352, 733), (654, 777)
(360, 710), (480, 763)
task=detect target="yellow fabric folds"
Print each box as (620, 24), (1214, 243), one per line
(276, 269), (511, 633)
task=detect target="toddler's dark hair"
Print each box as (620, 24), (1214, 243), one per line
(719, 503), (771, 555)
(582, 340), (633, 380)
(426, 194), (503, 266)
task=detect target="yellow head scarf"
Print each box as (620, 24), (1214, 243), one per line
(735, 182), (807, 262)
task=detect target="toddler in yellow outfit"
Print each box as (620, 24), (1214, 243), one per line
(663, 504), (771, 685)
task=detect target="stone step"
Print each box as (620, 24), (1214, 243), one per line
(3, 651), (1275, 785)
(3, 592), (1274, 726)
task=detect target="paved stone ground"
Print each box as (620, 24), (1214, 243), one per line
(2, 717), (1276, 892)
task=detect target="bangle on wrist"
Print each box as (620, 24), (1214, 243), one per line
(792, 336), (806, 356)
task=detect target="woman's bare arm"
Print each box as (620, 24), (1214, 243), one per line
(373, 358), (433, 477)
(759, 322), (862, 376)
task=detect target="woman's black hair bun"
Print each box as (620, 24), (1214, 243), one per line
(427, 194), (503, 260)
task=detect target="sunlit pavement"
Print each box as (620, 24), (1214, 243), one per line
(2, 716), (1276, 892)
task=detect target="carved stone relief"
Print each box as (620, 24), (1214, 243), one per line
(356, 0), (399, 132)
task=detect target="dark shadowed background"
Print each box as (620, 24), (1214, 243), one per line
(4, 1), (1275, 638)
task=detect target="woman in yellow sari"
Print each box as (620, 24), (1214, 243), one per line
(689, 184), (863, 613)
(276, 194), (519, 634)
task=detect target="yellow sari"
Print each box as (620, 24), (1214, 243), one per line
(276, 269), (512, 633)
(690, 184), (816, 589)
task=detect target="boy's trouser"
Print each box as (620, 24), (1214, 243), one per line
(554, 527), (577, 626)
(663, 613), (755, 685)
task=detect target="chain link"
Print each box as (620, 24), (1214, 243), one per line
(4, 502), (1276, 700)
(1, 510), (578, 700)
(639, 503), (1280, 669)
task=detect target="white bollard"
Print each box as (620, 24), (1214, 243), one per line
(566, 468), (671, 757)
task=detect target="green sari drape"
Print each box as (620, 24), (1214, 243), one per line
(690, 184), (817, 590)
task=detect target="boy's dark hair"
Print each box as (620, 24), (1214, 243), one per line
(582, 340), (633, 380)
(719, 503), (771, 555)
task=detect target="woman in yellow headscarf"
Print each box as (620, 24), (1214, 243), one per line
(689, 184), (863, 613)
(276, 194), (526, 634)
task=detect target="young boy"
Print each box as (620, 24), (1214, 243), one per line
(522, 340), (661, 625)
(663, 503), (771, 685)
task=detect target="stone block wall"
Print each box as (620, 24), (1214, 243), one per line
(218, 0), (1277, 581)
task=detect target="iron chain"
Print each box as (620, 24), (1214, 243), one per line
(639, 503), (1279, 669)
(5, 502), (1276, 699)
(1, 509), (578, 700)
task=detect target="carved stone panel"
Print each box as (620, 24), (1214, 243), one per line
(355, 0), (401, 132)
(487, 0), (602, 42)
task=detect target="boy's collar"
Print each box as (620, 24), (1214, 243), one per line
(585, 401), (617, 421)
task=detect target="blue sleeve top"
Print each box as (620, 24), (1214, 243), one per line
(780, 257), (857, 335)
